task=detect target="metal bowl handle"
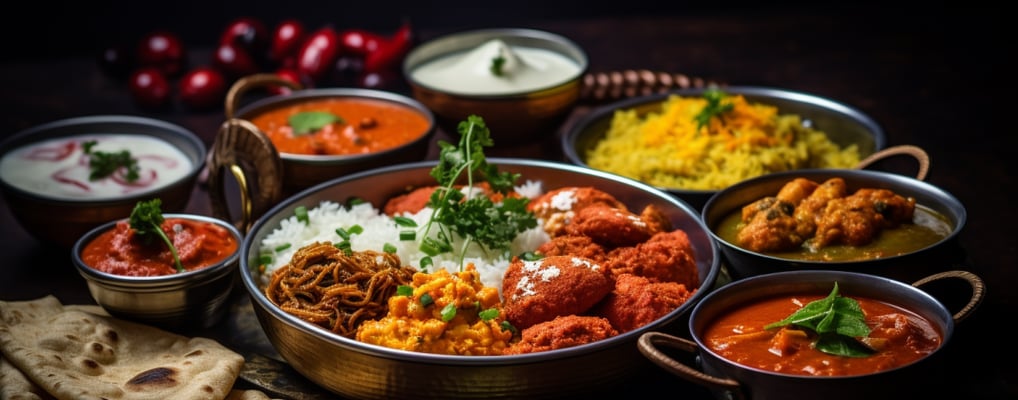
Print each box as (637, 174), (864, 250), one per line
(637, 331), (747, 400)
(224, 73), (304, 119)
(208, 118), (284, 234)
(853, 144), (930, 181)
(911, 269), (985, 323)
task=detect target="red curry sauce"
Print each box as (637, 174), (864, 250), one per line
(703, 293), (942, 376)
(249, 97), (430, 156)
(81, 218), (239, 276)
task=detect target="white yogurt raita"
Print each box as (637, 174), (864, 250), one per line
(410, 39), (582, 96)
(0, 134), (193, 200)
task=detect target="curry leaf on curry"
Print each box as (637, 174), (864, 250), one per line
(128, 199), (184, 273)
(288, 111), (344, 136)
(764, 282), (874, 357)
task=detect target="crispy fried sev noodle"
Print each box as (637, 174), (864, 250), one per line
(264, 241), (416, 338)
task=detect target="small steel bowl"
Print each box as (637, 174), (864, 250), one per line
(562, 86), (887, 210)
(208, 75), (436, 233)
(638, 269), (985, 400)
(701, 169), (966, 282)
(72, 213), (242, 330)
(403, 28), (588, 145)
(239, 158), (721, 399)
(0, 115), (205, 248)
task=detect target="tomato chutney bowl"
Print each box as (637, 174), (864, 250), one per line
(237, 158), (721, 399)
(208, 75), (436, 232)
(72, 211), (242, 331)
(638, 269), (984, 400)
(0, 115), (206, 248)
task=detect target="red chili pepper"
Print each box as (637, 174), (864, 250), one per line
(339, 29), (384, 56)
(362, 21), (414, 74)
(296, 26), (341, 84)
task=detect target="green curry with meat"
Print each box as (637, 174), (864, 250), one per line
(714, 177), (952, 262)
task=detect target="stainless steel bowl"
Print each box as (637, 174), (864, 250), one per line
(0, 115), (205, 248)
(701, 168), (966, 282)
(238, 158), (721, 399)
(639, 269), (985, 400)
(562, 86), (887, 210)
(72, 214), (242, 330)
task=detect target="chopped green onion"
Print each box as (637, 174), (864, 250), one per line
(347, 197), (366, 206)
(295, 206), (309, 224)
(393, 216), (418, 227)
(478, 308), (499, 321)
(440, 303), (457, 322)
(519, 251), (542, 261)
(399, 230), (416, 241)
(334, 241), (351, 253)
(420, 293), (434, 307)
(419, 256), (433, 272)
(274, 243), (292, 252)
(258, 255), (273, 265)
(335, 227), (350, 240)
(500, 320), (517, 334)
(347, 224), (364, 235)
(383, 243), (397, 253)
(397, 285), (413, 296)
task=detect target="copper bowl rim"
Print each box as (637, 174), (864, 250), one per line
(0, 115), (206, 204)
(402, 27), (589, 99)
(238, 157), (722, 365)
(233, 87), (437, 165)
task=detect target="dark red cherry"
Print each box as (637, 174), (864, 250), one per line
(179, 66), (227, 110)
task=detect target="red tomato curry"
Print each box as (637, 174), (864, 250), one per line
(249, 97), (430, 156)
(703, 293), (942, 376)
(82, 218), (238, 276)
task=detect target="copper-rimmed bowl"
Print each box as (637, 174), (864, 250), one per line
(0, 115), (205, 248)
(238, 158), (721, 399)
(208, 75), (436, 232)
(562, 86), (887, 210)
(403, 28), (588, 145)
(638, 269), (985, 400)
(701, 168), (966, 282)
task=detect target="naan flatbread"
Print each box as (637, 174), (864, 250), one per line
(0, 296), (245, 400)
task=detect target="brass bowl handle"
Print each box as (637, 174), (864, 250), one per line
(224, 73), (305, 119)
(637, 331), (747, 400)
(208, 118), (284, 234)
(853, 144), (930, 181)
(912, 269), (986, 323)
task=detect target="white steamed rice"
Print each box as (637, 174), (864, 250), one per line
(258, 181), (550, 291)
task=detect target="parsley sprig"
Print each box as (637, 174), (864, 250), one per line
(129, 199), (184, 273)
(693, 88), (734, 133)
(82, 140), (139, 182)
(764, 282), (875, 357)
(417, 115), (537, 269)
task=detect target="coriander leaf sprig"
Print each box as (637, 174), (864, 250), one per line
(129, 199), (184, 273)
(418, 115), (537, 269)
(82, 140), (140, 182)
(764, 282), (874, 357)
(693, 88), (734, 133)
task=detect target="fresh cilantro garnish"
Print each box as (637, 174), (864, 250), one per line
(764, 282), (875, 358)
(82, 140), (140, 182)
(288, 111), (344, 136)
(419, 115), (538, 270)
(440, 303), (457, 322)
(490, 55), (506, 76)
(128, 199), (184, 273)
(478, 308), (499, 321)
(693, 88), (734, 133)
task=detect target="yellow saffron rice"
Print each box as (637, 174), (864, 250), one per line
(585, 94), (861, 190)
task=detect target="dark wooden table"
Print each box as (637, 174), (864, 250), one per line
(1, 9), (1012, 399)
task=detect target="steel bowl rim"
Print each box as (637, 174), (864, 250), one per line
(686, 269), (956, 380)
(0, 115), (206, 204)
(72, 213), (242, 288)
(402, 27), (589, 99)
(239, 157), (721, 365)
(233, 87), (437, 165)
(701, 168), (967, 266)
(560, 85), (889, 197)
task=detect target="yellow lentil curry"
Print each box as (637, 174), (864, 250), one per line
(585, 91), (862, 190)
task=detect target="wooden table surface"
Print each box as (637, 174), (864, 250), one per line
(1, 8), (1012, 399)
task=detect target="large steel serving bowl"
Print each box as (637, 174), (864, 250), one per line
(0, 115), (205, 248)
(238, 158), (721, 399)
(701, 169), (966, 283)
(562, 86), (887, 210)
(638, 269), (985, 400)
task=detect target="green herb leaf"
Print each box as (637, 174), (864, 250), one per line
(490, 55), (506, 76)
(128, 199), (184, 273)
(295, 206), (309, 225)
(82, 140), (140, 182)
(274, 243), (291, 252)
(288, 111), (344, 136)
(440, 303), (457, 322)
(693, 88), (734, 133)
(383, 242), (397, 253)
(396, 285), (413, 296)
(420, 293), (434, 307)
(478, 308), (499, 321)
(764, 282), (874, 357)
